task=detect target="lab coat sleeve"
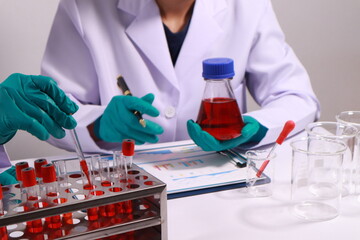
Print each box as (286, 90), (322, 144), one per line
(243, 1), (320, 148)
(0, 145), (12, 174)
(41, 1), (114, 153)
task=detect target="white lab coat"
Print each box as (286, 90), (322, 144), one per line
(0, 145), (11, 173)
(41, 0), (320, 153)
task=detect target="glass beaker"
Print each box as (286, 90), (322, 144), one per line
(196, 58), (244, 140)
(336, 111), (360, 195)
(290, 137), (347, 221)
(305, 121), (358, 196)
(246, 150), (276, 197)
(336, 111), (360, 130)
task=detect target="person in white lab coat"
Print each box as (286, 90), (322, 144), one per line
(41, 0), (320, 153)
(0, 73), (78, 185)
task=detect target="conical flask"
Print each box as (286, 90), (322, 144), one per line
(196, 58), (245, 140)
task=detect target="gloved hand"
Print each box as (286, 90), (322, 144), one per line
(187, 116), (268, 151)
(0, 166), (18, 185)
(94, 93), (164, 144)
(0, 73), (78, 145)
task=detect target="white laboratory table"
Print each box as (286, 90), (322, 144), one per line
(167, 133), (360, 240)
(11, 132), (360, 240)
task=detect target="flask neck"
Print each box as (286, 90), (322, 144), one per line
(202, 78), (235, 100)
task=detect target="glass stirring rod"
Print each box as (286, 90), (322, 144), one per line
(69, 129), (91, 185)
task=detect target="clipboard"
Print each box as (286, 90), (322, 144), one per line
(132, 141), (270, 199)
(51, 141), (271, 199)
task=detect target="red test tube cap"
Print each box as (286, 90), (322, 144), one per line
(122, 139), (135, 156)
(15, 162), (29, 181)
(22, 167), (37, 188)
(34, 158), (48, 178)
(41, 164), (57, 183)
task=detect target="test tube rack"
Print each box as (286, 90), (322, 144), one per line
(0, 163), (167, 240)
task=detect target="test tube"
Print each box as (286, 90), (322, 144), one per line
(34, 158), (48, 199)
(87, 207), (99, 221)
(80, 157), (94, 190)
(113, 151), (133, 214)
(91, 154), (101, 181)
(15, 161), (29, 190)
(34, 158), (48, 181)
(22, 167), (43, 234)
(82, 157), (98, 221)
(0, 186), (8, 240)
(112, 151), (122, 181)
(97, 157), (115, 217)
(54, 160), (68, 188)
(42, 164), (58, 197)
(98, 157), (111, 186)
(122, 139), (135, 168)
(41, 163), (62, 229)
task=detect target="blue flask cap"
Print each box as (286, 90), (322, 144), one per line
(202, 58), (235, 79)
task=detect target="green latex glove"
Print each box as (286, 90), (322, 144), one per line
(0, 166), (18, 185)
(94, 93), (164, 144)
(0, 73), (78, 145)
(187, 116), (268, 151)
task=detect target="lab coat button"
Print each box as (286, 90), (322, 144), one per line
(164, 106), (176, 118)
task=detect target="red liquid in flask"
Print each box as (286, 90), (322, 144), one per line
(196, 97), (244, 140)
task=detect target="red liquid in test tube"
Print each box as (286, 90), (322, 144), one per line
(97, 158), (116, 217)
(122, 139), (135, 168)
(22, 167), (43, 234)
(122, 140), (134, 214)
(81, 158), (99, 221)
(99, 204), (116, 217)
(41, 163), (63, 229)
(0, 186), (8, 240)
(87, 207), (99, 221)
(80, 159), (94, 190)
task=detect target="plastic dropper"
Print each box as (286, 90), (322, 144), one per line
(248, 120), (295, 187)
(69, 129), (91, 186)
(256, 120), (295, 177)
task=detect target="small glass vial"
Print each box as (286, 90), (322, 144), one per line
(196, 58), (245, 140)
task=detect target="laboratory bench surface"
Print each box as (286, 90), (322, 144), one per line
(10, 132), (360, 240)
(167, 132), (360, 240)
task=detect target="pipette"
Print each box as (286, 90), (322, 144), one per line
(69, 129), (91, 186)
(249, 120), (295, 186)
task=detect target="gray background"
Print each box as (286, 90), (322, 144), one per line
(1, 0), (359, 160)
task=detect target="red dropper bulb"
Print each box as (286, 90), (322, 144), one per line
(276, 120), (296, 145)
